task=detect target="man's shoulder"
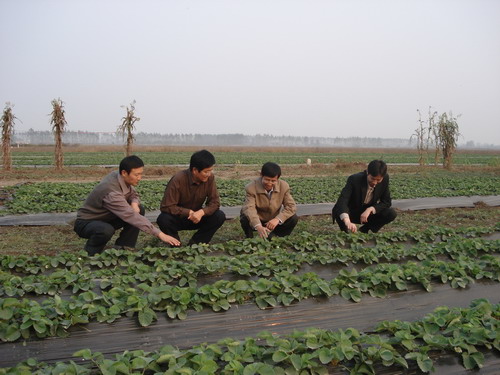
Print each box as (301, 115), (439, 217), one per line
(97, 170), (120, 188)
(277, 179), (290, 188)
(348, 171), (366, 182)
(245, 178), (259, 192)
(169, 169), (190, 183)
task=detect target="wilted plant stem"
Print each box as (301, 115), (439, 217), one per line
(50, 98), (67, 171)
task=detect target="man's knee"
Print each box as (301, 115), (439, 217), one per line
(286, 214), (299, 228)
(157, 212), (175, 228)
(211, 209), (226, 227)
(94, 224), (116, 240)
(384, 208), (397, 223)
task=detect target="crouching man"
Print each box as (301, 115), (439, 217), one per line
(240, 162), (298, 239)
(332, 159), (397, 234)
(74, 155), (180, 255)
(157, 150), (226, 246)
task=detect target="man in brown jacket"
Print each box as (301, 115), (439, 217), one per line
(240, 162), (298, 239)
(157, 150), (226, 245)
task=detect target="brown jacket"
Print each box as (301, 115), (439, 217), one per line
(160, 169), (220, 217)
(241, 178), (296, 228)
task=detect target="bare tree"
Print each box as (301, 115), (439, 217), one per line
(413, 107), (438, 166)
(118, 100), (140, 156)
(428, 108), (440, 165)
(412, 109), (428, 166)
(427, 107), (439, 165)
(1, 103), (16, 171)
(50, 98), (67, 171)
(437, 111), (461, 169)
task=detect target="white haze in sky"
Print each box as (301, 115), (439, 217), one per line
(1, 0), (499, 145)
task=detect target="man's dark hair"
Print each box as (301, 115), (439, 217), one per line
(367, 160), (387, 177)
(261, 162), (281, 178)
(119, 155), (144, 174)
(190, 150), (216, 171)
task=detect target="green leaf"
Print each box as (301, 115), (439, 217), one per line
(3, 324), (21, 342)
(0, 308), (14, 320)
(33, 322), (47, 334)
(317, 348), (333, 364)
(258, 363), (275, 375)
(167, 305), (178, 319)
(138, 309), (156, 327)
(416, 354), (433, 373)
(272, 351), (288, 363)
(290, 354), (302, 371)
(380, 349), (394, 362)
(73, 349), (93, 360)
(109, 305), (121, 315)
(2, 298), (19, 308)
(462, 352), (484, 370)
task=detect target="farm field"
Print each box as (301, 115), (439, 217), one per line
(0, 146), (499, 374)
(4, 145), (500, 167)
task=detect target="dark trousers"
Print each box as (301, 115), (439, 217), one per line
(74, 205), (145, 255)
(240, 214), (299, 239)
(332, 206), (397, 233)
(156, 210), (226, 245)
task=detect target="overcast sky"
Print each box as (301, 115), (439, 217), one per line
(1, 0), (499, 145)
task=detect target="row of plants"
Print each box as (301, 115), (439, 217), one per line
(3, 174), (500, 214)
(1, 224), (495, 270)
(9, 150), (499, 166)
(1, 233), (499, 298)
(1, 299), (498, 374)
(1, 226), (496, 277)
(1, 236), (498, 342)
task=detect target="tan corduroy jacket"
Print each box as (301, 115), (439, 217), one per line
(240, 178), (297, 228)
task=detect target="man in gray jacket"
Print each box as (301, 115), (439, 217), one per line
(74, 155), (179, 255)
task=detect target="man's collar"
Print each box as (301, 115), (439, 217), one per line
(187, 169), (203, 185)
(117, 171), (131, 191)
(256, 177), (280, 193)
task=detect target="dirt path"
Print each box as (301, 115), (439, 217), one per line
(0, 196), (499, 226)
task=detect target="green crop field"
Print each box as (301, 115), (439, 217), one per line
(7, 149), (500, 166)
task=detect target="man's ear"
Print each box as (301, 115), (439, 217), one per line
(120, 170), (128, 178)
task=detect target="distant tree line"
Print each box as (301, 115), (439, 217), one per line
(10, 130), (420, 148)
(10, 130), (499, 149)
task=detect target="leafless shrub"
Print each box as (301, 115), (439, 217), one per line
(1, 102), (16, 171)
(50, 98), (67, 171)
(118, 100), (140, 156)
(437, 111), (461, 169)
(413, 107), (438, 166)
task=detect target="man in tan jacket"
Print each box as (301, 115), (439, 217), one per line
(240, 162), (298, 239)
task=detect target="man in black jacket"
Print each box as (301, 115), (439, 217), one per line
(332, 160), (397, 233)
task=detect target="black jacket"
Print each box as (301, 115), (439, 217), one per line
(333, 171), (392, 217)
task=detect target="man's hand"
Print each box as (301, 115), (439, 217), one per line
(265, 218), (280, 231)
(188, 209), (205, 224)
(360, 207), (375, 224)
(256, 224), (271, 239)
(158, 232), (181, 247)
(131, 202), (141, 213)
(343, 217), (358, 233)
